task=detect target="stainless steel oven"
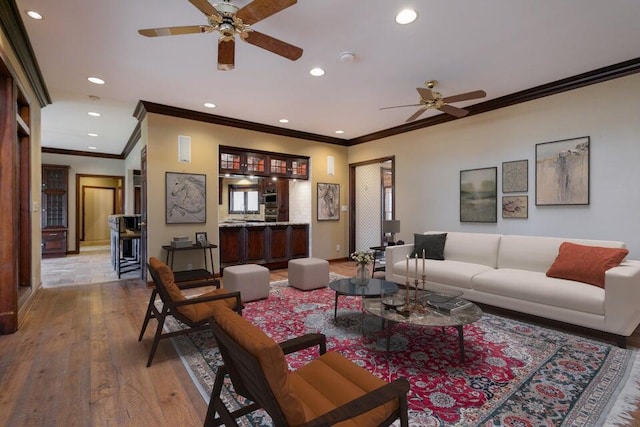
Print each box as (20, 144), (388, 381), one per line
(264, 193), (277, 205)
(265, 207), (278, 222)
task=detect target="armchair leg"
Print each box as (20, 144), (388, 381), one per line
(399, 394), (409, 427)
(205, 367), (241, 427)
(146, 310), (167, 367)
(138, 289), (157, 341)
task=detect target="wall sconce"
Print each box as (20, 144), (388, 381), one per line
(178, 135), (191, 163)
(383, 220), (400, 245)
(327, 155), (335, 176)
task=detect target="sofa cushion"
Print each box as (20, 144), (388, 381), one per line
(498, 235), (626, 273)
(546, 242), (629, 288)
(393, 259), (493, 289)
(428, 231), (502, 268)
(472, 268), (605, 315)
(410, 233), (447, 260)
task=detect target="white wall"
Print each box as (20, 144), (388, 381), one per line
(349, 73), (640, 256)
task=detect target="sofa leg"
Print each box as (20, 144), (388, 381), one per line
(616, 335), (627, 349)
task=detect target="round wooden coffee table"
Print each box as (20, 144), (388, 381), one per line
(329, 278), (398, 319)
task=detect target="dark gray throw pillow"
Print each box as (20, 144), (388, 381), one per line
(410, 233), (447, 260)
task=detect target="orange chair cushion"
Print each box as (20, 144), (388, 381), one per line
(291, 351), (398, 426)
(546, 242), (629, 287)
(212, 307), (307, 425)
(149, 257), (236, 323)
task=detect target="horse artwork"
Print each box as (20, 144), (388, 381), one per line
(165, 172), (206, 223)
(317, 182), (340, 220)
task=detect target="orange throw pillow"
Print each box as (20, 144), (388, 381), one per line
(546, 242), (628, 288)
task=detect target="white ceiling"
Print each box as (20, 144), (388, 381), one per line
(16, 0), (640, 155)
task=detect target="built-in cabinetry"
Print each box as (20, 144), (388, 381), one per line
(219, 223), (309, 270)
(219, 145), (309, 180)
(41, 164), (69, 258)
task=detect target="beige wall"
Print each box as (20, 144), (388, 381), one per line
(349, 73), (640, 256)
(144, 113), (349, 272)
(0, 26), (43, 301)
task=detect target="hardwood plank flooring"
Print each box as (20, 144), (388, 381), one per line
(1, 261), (639, 426)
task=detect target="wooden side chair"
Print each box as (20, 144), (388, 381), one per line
(139, 257), (243, 367)
(205, 305), (410, 427)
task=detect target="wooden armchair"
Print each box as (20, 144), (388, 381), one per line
(205, 306), (410, 427)
(139, 257), (243, 367)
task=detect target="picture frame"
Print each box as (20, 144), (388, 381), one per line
(502, 159), (528, 193)
(317, 183), (340, 221)
(195, 232), (208, 247)
(535, 136), (590, 206)
(460, 167), (497, 223)
(502, 195), (528, 218)
(166, 172), (207, 224)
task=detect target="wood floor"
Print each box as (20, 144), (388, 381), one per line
(1, 261), (640, 426)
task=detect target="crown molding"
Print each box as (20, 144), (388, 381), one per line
(41, 147), (123, 160)
(0, 1), (50, 107)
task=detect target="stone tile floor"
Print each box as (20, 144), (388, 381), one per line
(41, 244), (142, 288)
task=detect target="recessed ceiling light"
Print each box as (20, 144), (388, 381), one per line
(88, 146), (97, 150)
(279, 119), (289, 123)
(204, 102), (216, 108)
(395, 9), (418, 24)
(88, 133), (98, 137)
(309, 67), (325, 77)
(88, 77), (105, 85)
(335, 130), (345, 134)
(88, 112), (101, 117)
(26, 10), (43, 20)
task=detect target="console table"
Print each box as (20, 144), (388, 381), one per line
(161, 243), (218, 283)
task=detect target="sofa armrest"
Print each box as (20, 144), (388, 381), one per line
(385, 244), (414, 282)
(604, 261), (640, 336)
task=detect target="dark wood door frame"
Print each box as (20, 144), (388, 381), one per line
(74, 174), (124, 255)
(140, 146), (147, 281)
(348, 156), (395, 254)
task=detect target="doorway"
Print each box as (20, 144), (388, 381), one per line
(349, 156), (395, 254)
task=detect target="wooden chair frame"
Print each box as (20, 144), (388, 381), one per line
(139, 261), (243, 367)
(205, 322), (410, 427)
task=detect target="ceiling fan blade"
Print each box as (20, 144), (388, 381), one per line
(439, 104), (469, 118)
(237, 0), (297, 25)
(218, 38), (235, 71)
(189, 0), (221, 18)
(416, 88), (435, 101)
(379, 103), (422, 110)
(243, 31), (302, 60)
(405, 108), (428, 122)
(442, 90), (486, 104)
(138, 25), (211, 37)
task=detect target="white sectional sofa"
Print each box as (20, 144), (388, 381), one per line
(385, 231), (640, 345)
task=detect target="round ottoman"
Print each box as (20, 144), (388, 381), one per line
(223, 264), (270, 302)
(288, 257), (330, 291)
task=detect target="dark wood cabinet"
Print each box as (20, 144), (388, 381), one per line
(269, 155), (309, 180)
(220, 145), (309, 180)
(219, 223), (309, 270)
(41, 164), (69, 258)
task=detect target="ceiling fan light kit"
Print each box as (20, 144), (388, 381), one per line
(138, 0), (303, 71)
(380, 80), (487, 122)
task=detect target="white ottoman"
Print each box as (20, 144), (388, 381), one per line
(288, 258), (330, 291)
(223, 264), (270, 302)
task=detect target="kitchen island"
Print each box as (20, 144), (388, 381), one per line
(219, 222), (309, 270)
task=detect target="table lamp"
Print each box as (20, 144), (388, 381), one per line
(383, 220), (400, 246)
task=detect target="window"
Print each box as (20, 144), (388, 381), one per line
(229, 185), (259, 214)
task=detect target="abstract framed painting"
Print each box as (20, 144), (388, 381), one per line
(460, 167), (497, 223)
(502, 159), (528, 193)
(535, 136), (590, 206)
(166, 172), (206, 224)
(502, 195), (528, 218)
(317, 183), (340, 221)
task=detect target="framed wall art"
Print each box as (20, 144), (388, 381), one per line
(166, 172), (207, 224)
(460, 167), (497, 223)
(502, 195), (528, 218)
(502, 159), (528, 193)
(535, 136), (590, 206)
(317, 182), (340, 221)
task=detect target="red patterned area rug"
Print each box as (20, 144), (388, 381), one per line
(168, 277), (640, 426)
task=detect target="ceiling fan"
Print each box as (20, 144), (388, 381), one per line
(380, 80), (487, 122)
(138, 0), (303, 71)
